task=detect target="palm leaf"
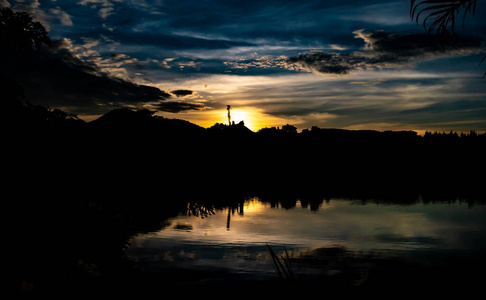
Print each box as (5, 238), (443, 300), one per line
(411, 1), (484, 76)
(411, 0), (478, 45)
(481, 54), (486, 77)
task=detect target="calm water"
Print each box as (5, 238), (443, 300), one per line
(126, 197), (486, 285)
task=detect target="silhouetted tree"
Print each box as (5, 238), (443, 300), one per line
(0, 8), (84, 127)
(1, 74), (24, 103)
(281, 124), (297, 134)
(208, 122), (228, 131)
(0, 7), (51, 53)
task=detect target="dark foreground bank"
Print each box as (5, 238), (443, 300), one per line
(12, 107), (485, 297)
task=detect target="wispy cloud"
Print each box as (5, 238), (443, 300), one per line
(49, 7), (73, 26)
(77, 0), (114, 19)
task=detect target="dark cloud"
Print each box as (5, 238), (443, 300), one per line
(285, 30), (483, 75)
(0, 38), (203, 115)
(171, 89), (194, 97)
(112, 32), (255, 50)
(287, 52), (357, 75)
(154, 102), (204, 113)
(159, 0), (401, 43)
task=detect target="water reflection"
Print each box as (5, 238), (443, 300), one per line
(127, 197), (486, 287)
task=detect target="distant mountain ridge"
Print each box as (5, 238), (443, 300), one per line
(7, 98), (486, 141)
(88, 108), (205, 135)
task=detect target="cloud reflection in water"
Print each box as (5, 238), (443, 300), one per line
(127, 197), (486, 283)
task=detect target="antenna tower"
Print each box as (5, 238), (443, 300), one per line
(227, 105), (231, 125)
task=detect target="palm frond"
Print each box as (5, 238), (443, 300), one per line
(481, 54), (486, 77)
(410, 0), (478, 47)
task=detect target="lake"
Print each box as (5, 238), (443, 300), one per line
(126, 196), (486, 292)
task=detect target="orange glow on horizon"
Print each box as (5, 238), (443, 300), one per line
(166, 107), (289, 132)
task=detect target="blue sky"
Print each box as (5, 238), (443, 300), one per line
(3, 0), (486, 132)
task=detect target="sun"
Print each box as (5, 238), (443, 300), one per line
(162, 106), (288, 132)
(229, 109), (253, 127)
(218, 107), (286, 131)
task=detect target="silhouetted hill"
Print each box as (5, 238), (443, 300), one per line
(5, 101), (485, 201)
(88, 108), (205, 137)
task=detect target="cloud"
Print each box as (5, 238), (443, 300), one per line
(224, 55), (291, 70)
(77, 0), (115, 19)
(49, 7), (73, 26)
(224, 30), (483, 76)
(55, 37), (169, 80)
(154, 101), (204, 113)
(0, 38), (205, 116)
(287, 51), (357, 75)
(329, 44), (348, 51)
(177, 60), (201, 70)
(157, 58), (174, 69)
(171, 90), (194, 97)
(285, 30), (483, 75)
(9, 0), (50, 28)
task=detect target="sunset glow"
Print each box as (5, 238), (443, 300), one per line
(3, 0), (486, 133)
(163, 106), (289, 131)
(9, 1), (486, 295)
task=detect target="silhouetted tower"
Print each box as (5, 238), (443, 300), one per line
(227, 105), (231, 126)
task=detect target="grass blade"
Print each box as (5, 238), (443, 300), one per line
(266, 243), (295, 280)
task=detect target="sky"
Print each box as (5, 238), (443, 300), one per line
(2, 0), (486, 132)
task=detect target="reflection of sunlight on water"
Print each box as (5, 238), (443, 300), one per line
(131, 198), (348, 251)
(242, 197), (266, 214)
(127, 197), (486, 279)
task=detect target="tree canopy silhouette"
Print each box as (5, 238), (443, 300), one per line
(0, 7), (65, 126)
(0, 7), (51, 53)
